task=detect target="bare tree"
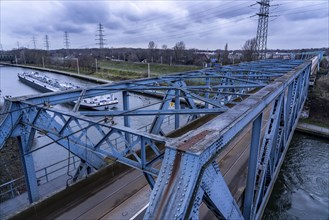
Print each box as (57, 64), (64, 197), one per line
(148, 41), (156, 50)
(148, 41), (157, 63)
(242, 38), (257, 61)
(222, 43), (229, 64)
(173, 41), (185, 63)
(161, 44), (168, 64)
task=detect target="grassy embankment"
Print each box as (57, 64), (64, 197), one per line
(300, 64), (329, 128)
(93, 60), (201, 81)
(24, 60), (201, 81)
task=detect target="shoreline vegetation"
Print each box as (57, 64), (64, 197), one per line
(305, 66), (329, 127)
(2, 60), (202, 81)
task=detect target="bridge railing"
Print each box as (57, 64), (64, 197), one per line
(35, 155), (80, 184)
(0, 155), (80, 202)
(0, 177), (25, 201)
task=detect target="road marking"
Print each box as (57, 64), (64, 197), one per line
(129, 203), (149, 220)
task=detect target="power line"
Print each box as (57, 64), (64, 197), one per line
(64, 31), (70, 49)
(113, 4), (255, 48)
(125, 1), (249, 35)
(44, 34), (50, 51)
(255, 0), (271, 60)
(96, 23), (106, 49)
(86, 2), (253, 49)
(32, 35), (37, 49)
(123, 1), (253, 41)
(117, 1), (327, 48)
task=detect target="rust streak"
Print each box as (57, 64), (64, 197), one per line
(178, 130), (212, 151)
(154, 152), (182, 218)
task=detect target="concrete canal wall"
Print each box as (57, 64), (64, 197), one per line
(296, 121), (329, 138)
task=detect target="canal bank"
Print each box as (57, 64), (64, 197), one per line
(296, 121), (329, 138)
(0, 62), (189, 103)
(0, 62), (111, 84)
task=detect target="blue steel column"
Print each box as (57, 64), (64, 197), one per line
(141, 136), (156, 188)
(18, 127), (39, 203)
(180, 81), (199, 121)
(123, 90), (131, 143)
(150, 89), (176, 134)
(145, 148), (243, 220)
(175, 89), (180, 129)
(145, 149), (202, 219)
(284, 81), (295, 143)
(201, 161), (243, 219)
(205, 76), (210, 109)
(253, 94), (284, 218)
(243, 113), (263, 220)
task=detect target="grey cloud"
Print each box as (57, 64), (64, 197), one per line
(187, 2), (253, 24)
(33, 24), (55, 34)
(123, 29), (140, 35)
(11, 28), (34, 36)
(53, 22), (85, 34)
(60, 2), (109, 24)
(123, 12), (144, 23)
(270, 1), (328, 21)
(284, 9), (328, 21)
(104, 21), (124, 30)
(1, 0), (327, 50)
(168, 22), (189, 31)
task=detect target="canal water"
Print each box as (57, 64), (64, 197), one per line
(264, 132), (329, 219)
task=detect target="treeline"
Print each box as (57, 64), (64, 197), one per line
(9, 47), (210, 65)
(3, 40), (245, 70)
(3, 42), (328, 73)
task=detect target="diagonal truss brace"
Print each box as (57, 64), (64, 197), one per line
(144, 148), (243, 220)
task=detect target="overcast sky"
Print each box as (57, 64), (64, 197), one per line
(1, 0), (328, 51)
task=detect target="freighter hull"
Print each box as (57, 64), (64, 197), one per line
(18, 75), (57, 93)
(18, 72), (119, 110)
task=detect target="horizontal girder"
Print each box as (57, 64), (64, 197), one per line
(0, 57), (319, 218)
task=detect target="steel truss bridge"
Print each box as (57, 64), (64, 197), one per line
(0, 54), (323, 219)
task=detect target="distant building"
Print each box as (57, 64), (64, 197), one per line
(272, 52), (291, 59)
(228, 52), (242, 60)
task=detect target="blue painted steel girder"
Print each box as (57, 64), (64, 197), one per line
(145, 60), (312, 219)
(0, 58), (319, 216)
(6, 60), (302, 109)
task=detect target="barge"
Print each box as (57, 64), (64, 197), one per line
(18, 72), (118, 110)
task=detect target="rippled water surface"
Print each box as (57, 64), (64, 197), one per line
(264, 132), (329, 220)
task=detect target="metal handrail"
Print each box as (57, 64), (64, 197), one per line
(0, 156), (79, 201)
(0, 115), (176, 201)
